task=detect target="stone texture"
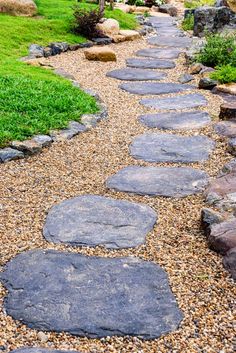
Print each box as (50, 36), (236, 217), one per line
(217, 83), (236, 96)
(106, 166), (208, 197)
(139, 111), (211, 130)
(32, 135), (52, 147)
(106, 68), (166, 81)
(178, 74), (194, 84)
(214, 121), (236, 138)
(148, 36), (191, 48)
(43, 195), (157, 249)
(29, 44), (44, 58)
(130, 133), (214, 163)
(158, 4), (178, 16)
(84, 47), (116, 62)
(228, 137), (236, 155)
(136, 48), (181, 59)
(223, 247), (236, 280)
(0, 147), (24, 163)
(189, 63), (204, 75)
(96, 18), (120, 36)
(219, 102), (236, 121)
(120, 82), (194, 95)
(11, 139), (42, 155)
(0, 0), (37, 16)
(201, 207), (226, 235)
(140, 93), (208, 110)
(119, 29), (141, 41)
(51, 121), (87, 141)
(207, 219), (236, 255)
(92, 38), (112, 45)
(146, 16), (175, 28)
(198, 77), (218, 90)
(126, 58), (175, 69)
(10, 349), (82, 353)
(0, 250), (183, 339)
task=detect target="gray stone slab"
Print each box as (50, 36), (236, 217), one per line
(0, 250), (183, 339)
(43, 195), (157, 249)
(139, 111), (211, 130)
(155, 28), (184, 36)
(106, 166), (209, 197)
(126, 58), (175, 69)
(130, 133), (215, 163)
(148, 36), (192, 48)
(0, 147), (24, 163)
(146, 17), (175, 27)
(136, 48), (181, 59)
(120, 82), (195, 95)
(11, 349), (81, 353)
(140, 93), (208, 110)
(106, 68), (166, 81)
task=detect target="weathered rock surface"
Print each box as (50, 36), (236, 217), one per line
(189, 63), (204, 75)
(223, 247), (236, 280)
(198, 77), (218, 90)
(201, 207), (227, 235)
(158, 4), (178, 16)
(228, 137), (236, 155)
(119, 29), (141, 41)
(32, 135), (52, 147)
(207, 219), (236, 255)
(139, 111), (211, 130)
(84, 47), (116, 62)
(217, 83), (236, 96)
(11, 139), (42, 155)
(106, 68), (166, 81)
(148, 36), (191, 48)
(0, 0), (37, 16)
(219, 102), (236, 121)
(0, 147), (24, 163)
(214, 121), (236, 138)
(51, 121), (87, 141)
(126, 58), (175, 69)
(136, 48), (181, 59)
(130, 133), (214, 163)
(106, 166), (209, 197)
(120, 82), (194, 95)
(178, 73), (194, 84)
(0, 250), (183, 339)
(43, 195), (157, 249)
(140, 93), (208, 110)
(96, 18), (120, 36)
(29, 44), (44, 58)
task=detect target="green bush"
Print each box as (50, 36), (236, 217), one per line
(211, 65), (236, 83)
(196, 34), (236, 68)
(182, 14), (194, 31)
(73, 7), (103, 39)
(184, 0), (215, 8)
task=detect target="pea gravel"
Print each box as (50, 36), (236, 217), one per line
(0, 35), (235, 353)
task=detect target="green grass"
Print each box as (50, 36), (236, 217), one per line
(211, 65), (236, 84)
(181, 14), (194, 31)
(0, 0), (137, 147)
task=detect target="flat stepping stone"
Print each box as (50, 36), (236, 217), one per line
(11, 349), (81, 353)
(139, 111), (211, 130)
(130, 133), (215, 163)
(155, 28), (184, 36)
(148, 36), (192, 48)
(106, 68), (166, 81)
(43, 195), (157, 249)
(214, 121), (236, 138)
(126, 58), (175, 69)
(106, 166), (209, 197)
(141, 93), (208, 110)
(120, 82), (195, 95)
(0, 250), (183, 339)
(136, 48), (181, 59)
(146, 17), (175, 27)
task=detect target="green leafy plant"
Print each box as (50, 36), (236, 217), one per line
(182, 14), (194, 31)
(73, 7), (103, 39)
(210, 65), (236, 83)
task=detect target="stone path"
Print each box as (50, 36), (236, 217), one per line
(1, 12), (234, 352)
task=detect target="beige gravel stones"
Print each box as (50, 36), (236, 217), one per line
(84, 47), (117, 62)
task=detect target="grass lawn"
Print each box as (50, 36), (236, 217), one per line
(0, 0), (137, 147)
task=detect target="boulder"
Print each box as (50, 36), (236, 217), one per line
(198, 77), (218, 90)
(0, 0), (37, 16)
(29, 44), (44, 58)
(96, 18), (120, 36)
(207, 219), (236, 254)
(84, 47), (116, 62)
(223, 247), (236, 280)
(11, 139), (42, 155)
(217, 83), (236, 96)
(119, 29), (141, 41)
(219, 102), (236, 121)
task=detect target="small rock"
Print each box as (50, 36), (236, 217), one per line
(189, 63), (204, 75)
(49, 42), (69, 55)
(92, 38), (112, 45)
(214, 121), (236, 138)
(11, 140), (42, 155)
(96, 18), (120, 36)
(43, 47), (53, 57)
(219, 102), (236, 121)
(37, 331), (48, 343)
(51, 121), (87, 141)
(32, 135), (53, 147)
(158, 4), (178, 16)
(221, 159), (236, 175)
(217, 83), (236, 96)
(80, 114), (100, 128)
(119, 29), (141, 41)
(84, 47), (116, 62)
(223, 247), (236, 280)
(201, 208), (225, 235)
(228, 137), (236, 155)
(198, 77), (218, 90)
(208, 219), (236, 254)
(0, 147), (24, 163)
(29, 44), (44, 58)
(178, 73), (194, 84)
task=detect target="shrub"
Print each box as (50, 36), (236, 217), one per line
(181, 14), (194, 31)
(73, 7), (103, 39)
(196, 34), (236, 68)
(211, 65), (236, 83)
(145, 0), (157, 7)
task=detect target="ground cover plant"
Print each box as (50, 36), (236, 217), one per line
(181, 14), (194, 31)
(0, 0), (137, 147)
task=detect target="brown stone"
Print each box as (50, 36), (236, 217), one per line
(217, 83), (236, 96)
(219, 102), (236, 121)
(207, 219), (236, 255)
(223, 247), (236, 280)
(189, 63), (204, 75)
(214, 121), (236, 138)
(112, 34), (126, 43)
(84, 47), (117, 62)
(119, 30), (141, 41)
(0, 0), (37, 16)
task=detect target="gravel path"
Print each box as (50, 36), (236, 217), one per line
(0, 16), (235, 353)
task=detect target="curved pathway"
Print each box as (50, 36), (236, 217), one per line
(0, 14), (235, 353)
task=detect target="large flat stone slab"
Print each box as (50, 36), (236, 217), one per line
(106, 166), (208, 197)
(136, 48), (181, 59)
(148, 36), (192, 48)
(120, 82), (195, 95)
(106, 68), (166, 81)
(140, 93), (208, 110)
(130, 133), (215, 163)
(126, 58), (175, 69)
(0, 250), (183, 339)
(146, 17), (175, 28)
(139, 111), (211, 130)
(43, 195), (157, 249)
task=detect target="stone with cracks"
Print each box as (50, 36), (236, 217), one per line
(0, 250), (183, 339)
(126, 58), (175, 69)
(140, 93), (207, 110)
(106, 68), (166, 81)
(136, 48), (181, 59)
(120, 82), (195, 95)
(130, 133), (215, 163)
(139, 111), (211, 130)
(106, 166), (209, 197)
(43, 195), (157, 249)
(148, 36), (192, 48)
